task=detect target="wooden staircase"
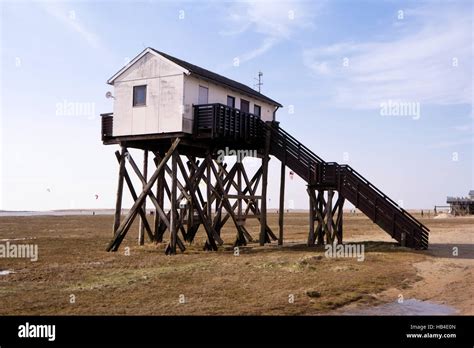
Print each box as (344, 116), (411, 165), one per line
(192, 103), (429, 249)
(265, 121), (429, 249)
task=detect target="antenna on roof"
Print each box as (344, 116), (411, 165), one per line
(254, 71), (263, 93)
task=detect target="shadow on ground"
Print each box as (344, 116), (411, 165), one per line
(220, 240), (428, 255)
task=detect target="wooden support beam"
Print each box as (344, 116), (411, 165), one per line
(154, 155), (165, 242)
(326, 190), (334, 244)
(113, 146), (126, 235)
(307, 187), (316, 246)
(213, 163), (224, 233)
(216, 159), (276, 243)
(225, 194), (263, 199)
(114, 151), (153, 241)
(336, 195), (345, 244)
(218, 158), (264, 241)
(106, 138), (180, 252)
(156, 155), (209, 244)
(187, 157), (196, 239)
(164, 163), (191, 201)
(234, 163), (246, 244)
(316, 190), (325, 245)
(176, 154), (222, 250)
(307, 189), (344, 246)
(278, 153), (286, 246)
(237, 164), (243, 220)
(138, 150), (148, 245)
(209, 158), (247, 247)
(259, 155), (269, 246)
(127, 151), (171, 237)
(207, 158), (212, 218)
(259, 126), (271, 246)
(167, 151), (178, 255)
(212, 163), (239, 228)
(217, 161), (263, 242)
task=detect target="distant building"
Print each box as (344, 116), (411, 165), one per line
(446, 190), (474, 215)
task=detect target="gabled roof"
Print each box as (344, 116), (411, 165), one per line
(108, 47), (282, 108)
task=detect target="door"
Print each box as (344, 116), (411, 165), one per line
(198, 85), (209, 104)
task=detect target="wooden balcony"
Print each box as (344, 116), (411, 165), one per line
(193, 103), (264, 143)
(101, 113), (113, 141)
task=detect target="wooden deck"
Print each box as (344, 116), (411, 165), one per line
(101, 103), (267, 155)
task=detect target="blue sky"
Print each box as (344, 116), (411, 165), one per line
(1, 0), (472, 211)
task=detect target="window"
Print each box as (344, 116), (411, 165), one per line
(240, 99), (250, 113)
(227, 95), (235, 108)
(133, 85), (147, 107)
(198, 85), (209, 104)
(254, 104), (261, 117)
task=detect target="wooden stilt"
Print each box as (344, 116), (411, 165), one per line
(335, 195), (345, 244)
(316, 190), (325, 245)
(237, 164), (243, 222)
(326, 190), (334, 244)
(235, 163), (246, 245)
(113, 146), (126, 235)
(167, 152), (178, 255)
(187, 157), (196, 240)
(259, 125), (272, 246)
(278, 153), (286, 246)
(206, 158), (212, 219)
(138, 150), (148, 245)
(259, 155), (269, 246)
(215, 163), (224, 225)
(114, 151), (153, 241)
(154, 155), (165, 242)
(307, 187), (315, 246)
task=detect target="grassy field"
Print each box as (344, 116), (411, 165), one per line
(0, 213), (472, 315)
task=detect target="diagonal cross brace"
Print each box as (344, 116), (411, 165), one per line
(114, 151), (154, 242)
(106, 138), (180, 252)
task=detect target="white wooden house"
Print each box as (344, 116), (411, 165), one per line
(107, 47), (282, 137)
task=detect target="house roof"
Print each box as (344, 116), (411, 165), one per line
(108, 47), (282, 108)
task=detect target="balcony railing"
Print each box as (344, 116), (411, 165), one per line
(101, 113), (113, 140)
(101, 104), (264, 142)
(193, 103), (264, 142)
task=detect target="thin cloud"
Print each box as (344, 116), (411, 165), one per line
(220, 0), (319, 65)
(303, 5), (473, 109)
(39, 2), (101, 49)
(427, 137), (474, 149)
(453, 122), (473, 132)
(239, 37), (278, 65)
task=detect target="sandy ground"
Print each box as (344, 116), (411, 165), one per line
(0, 213), (472, 315)
(374, 218), (473, 314)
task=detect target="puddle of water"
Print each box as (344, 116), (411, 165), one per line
(343, 299), (457, 315)
(0, 270), (15, 276)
